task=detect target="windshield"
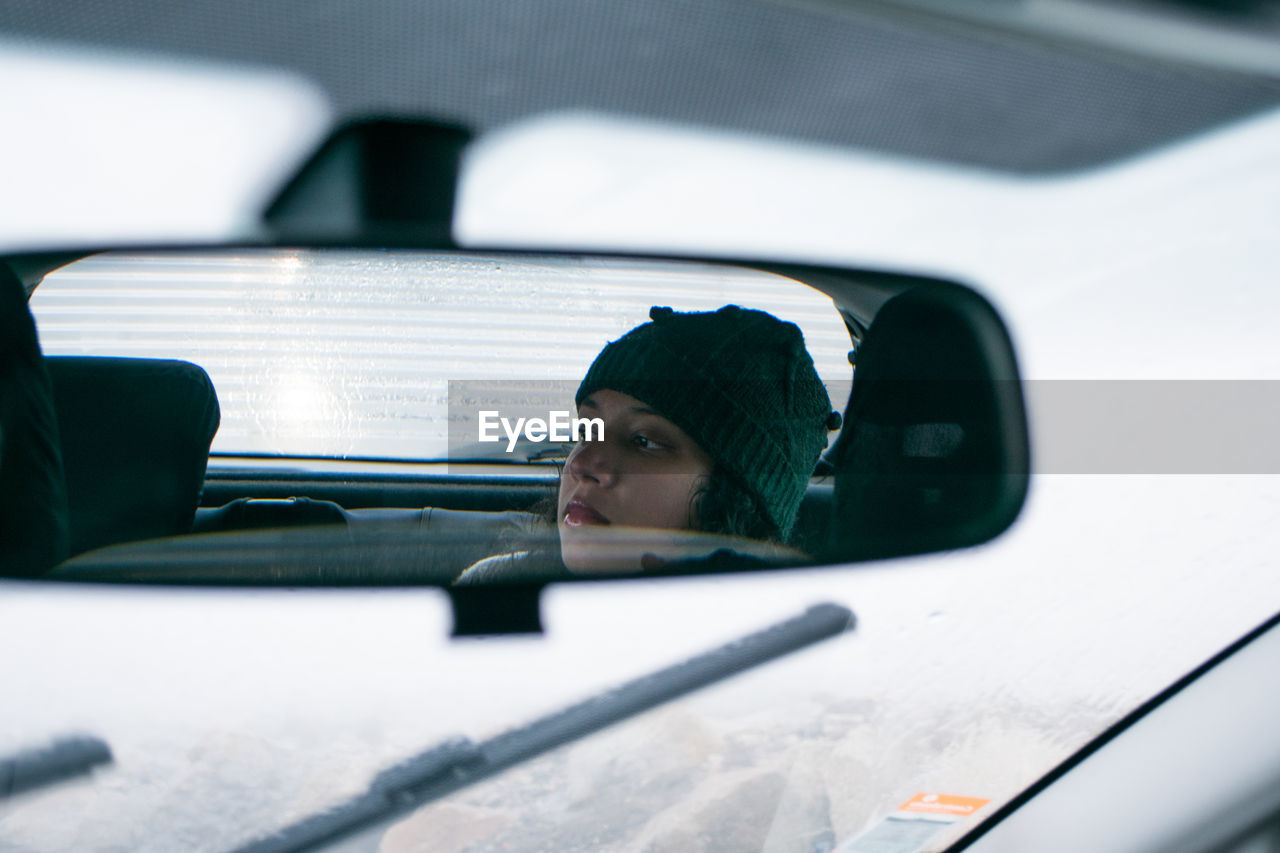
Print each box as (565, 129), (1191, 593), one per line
(7, 142), (1280, 853)
(6, 137), (1280, 853)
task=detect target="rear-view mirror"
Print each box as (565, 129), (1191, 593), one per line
(3, 247), (1028, 602)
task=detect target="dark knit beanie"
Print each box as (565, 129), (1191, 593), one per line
(576, 305), (841, 538)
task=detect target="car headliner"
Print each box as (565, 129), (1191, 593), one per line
(3, 0), (1280, 173)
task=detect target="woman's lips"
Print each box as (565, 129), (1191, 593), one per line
(563, 499), (610, 527)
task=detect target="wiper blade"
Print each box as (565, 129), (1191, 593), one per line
(0, 735), (113, 801)
(231, 602), (855, 853)
(227, 737), (484, 853)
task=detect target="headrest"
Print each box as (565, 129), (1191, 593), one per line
(0, 265), (70, 577)
(826, 288), (1016, 558)
(46, 357), (220, 556)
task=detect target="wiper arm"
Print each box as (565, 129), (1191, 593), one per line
(0, 735), (113, 801)
(231, 602), (855, 853)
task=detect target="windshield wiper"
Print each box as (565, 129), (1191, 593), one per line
(0, 735), (113, 801)
(230, 602), (855, 853)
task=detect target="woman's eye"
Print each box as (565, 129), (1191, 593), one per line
(630, 433), (664, 451)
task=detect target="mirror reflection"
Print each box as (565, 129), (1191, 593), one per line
(7, 248), (1025, 584)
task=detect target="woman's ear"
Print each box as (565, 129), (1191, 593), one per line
(687, 473), (713, 529)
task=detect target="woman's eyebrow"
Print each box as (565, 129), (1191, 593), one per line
(578, 397), (658, 417)
(578, 396), (662, 419)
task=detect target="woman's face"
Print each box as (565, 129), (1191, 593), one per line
(557, 388), (714, 573)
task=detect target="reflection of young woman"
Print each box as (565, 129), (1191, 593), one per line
(455, 305), (841, 584)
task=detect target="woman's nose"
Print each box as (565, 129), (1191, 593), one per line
(566, 438), (617, 486)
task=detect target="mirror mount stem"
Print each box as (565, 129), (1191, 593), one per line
(263, 117), (471, 247)
(448, 584), (545, 637)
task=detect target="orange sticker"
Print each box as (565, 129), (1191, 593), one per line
(897, 793), (990, 817)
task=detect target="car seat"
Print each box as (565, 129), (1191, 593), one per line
(0, 264), (69, 577)
(45, 356), (220, 557)
(825, 286), (1027, 560)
